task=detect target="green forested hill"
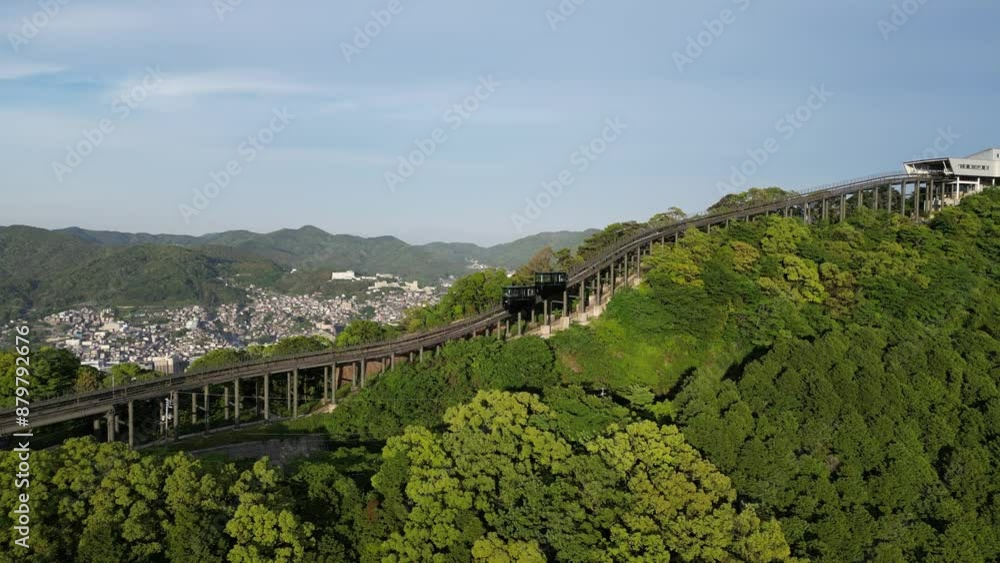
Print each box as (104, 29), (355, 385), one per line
(7, 192), (1000, 561)
(471, 229), (600, 269)
(0, 227), (103, 320)
(0, 228), (284, 319)
(550, 192), (1000, 561)
(31, 245), (283, 311)
(0, 225), (594, 319)
(55, 225), (596, 279)
(0, 226), (103, 279)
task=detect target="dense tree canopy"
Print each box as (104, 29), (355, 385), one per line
(373, 391), (792, 561)
(9, 189), (1000, 561)
(708, 187), (795, 214)
(552, 189), (1000, 561)
(335, 321), (402, 347)
(0, 347), (81, 405)
(403, 269), (510, 331)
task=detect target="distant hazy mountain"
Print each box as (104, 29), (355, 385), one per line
(53, 225), (597, 277)
(0, 226), (289, 320)
(1, 225), (595, 320)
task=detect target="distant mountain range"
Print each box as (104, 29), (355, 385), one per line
(0, 225), (596, 320)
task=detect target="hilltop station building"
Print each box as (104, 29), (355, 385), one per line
(905, 148), (1000, 206)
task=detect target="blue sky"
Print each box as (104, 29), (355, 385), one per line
(0, 0), (997, 245)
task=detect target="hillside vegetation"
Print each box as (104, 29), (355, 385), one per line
(551, 192), (1000, 561)
(4, 190), (1000, 561)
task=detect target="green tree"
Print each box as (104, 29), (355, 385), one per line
(576, 222), (644, 261)
(74, 365), (103, 393)
(267, 335), (334, 357)
(33, 347), (80, 398)
(336, 320), (402, 347)
(188, 348), (255, 372)
(709, 187), (794, 214)
(648, 206), (687, 227)
(225, 459), (315, 563)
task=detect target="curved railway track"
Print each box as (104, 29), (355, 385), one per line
(0, 171), (946, 437)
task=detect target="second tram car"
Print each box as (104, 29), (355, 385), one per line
(502, 272), (568, 312)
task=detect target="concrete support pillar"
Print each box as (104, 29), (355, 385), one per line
(840, 193), (846, 221)
(517, 312), (523, 336)
(597, 270), (603, 305)
(292, 368), (298, 418)
(264, 373), (270, 421)
(901, 182), (907, 216)
(611, 262), (617, 294)
(330, 366), (338, 406)
(203, 385), (210, 434)
(172, 391), (179, 435)
(822, 198), (829, 220)
(887, 185), (893, 213)
(914, 181), (921, 218)
(322, 366), (329, 403)
(624, 253), (630, 285)
(873, 186), (879, 211)
(224, 386), (229, 420)
(360, 359), (366, 388)
(420, 347), (425, 361)
(578, 281), (585, 314)
(286, 372), (291, 412)
(562, 290), (568, 319)
(233, 379), (241, 428)
(106, 409), (116, 443)
(191, 392), (197, 424)
(128, 400), (134, 448)
(505, 319), (510, 338)
(159, 400), (165, 439)
(544, 300), (551, 327)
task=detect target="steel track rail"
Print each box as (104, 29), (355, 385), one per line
(0, 172), (937, 433)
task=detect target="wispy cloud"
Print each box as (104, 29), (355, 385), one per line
(152, 71), (325, 98)
(0, 62), (67, 81)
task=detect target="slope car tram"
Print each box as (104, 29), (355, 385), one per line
(502, 272), (568, 313)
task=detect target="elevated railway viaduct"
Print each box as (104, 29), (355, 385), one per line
(0, 172), (957, 447)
